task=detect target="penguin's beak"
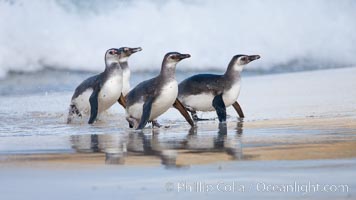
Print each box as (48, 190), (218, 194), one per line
(248, 55), (261, 62)
(178, 54), (191, 60)
(130, 47), (142, 54)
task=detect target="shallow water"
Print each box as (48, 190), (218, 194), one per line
(1, 94), (356, 167)
(0, 68), (355, 199)
(1, 117), (355, 165)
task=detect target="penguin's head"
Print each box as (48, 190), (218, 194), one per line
(105, 48), (121, 65)
(163, 52), (191, 69)
(230, 54), (261, 71)
(118, 47), (142, 63)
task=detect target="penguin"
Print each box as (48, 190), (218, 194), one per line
(117, 47), (142, 108)
(67, 48), (124, 124)
(125, 52), (194, 129)
(178, 54), (260, 122)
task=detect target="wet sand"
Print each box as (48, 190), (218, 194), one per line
(1, 116), (356, 168)
(0, 67), (356, 199)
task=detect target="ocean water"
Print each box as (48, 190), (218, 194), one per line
(1, 2), (356, 199)
(1, 0), (356, 157)
(1, 0), (356, 78)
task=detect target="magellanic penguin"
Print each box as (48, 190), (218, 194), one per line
(125, 52), (194, 130)
(67, 48), (125, 124)
(117, 47), (142, 108)
(178, 54), (260, 122)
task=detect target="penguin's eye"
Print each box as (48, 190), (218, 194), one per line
(240, 57), (246, 61)
(124, 48), (129, 51)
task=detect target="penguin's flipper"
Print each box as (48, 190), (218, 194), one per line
(212, 94), (227, 122)
(118, 94), (126, 108)
(232, 101), (244, 118)
(173, 99), (194, 127)
(88, 86), (100, 124)
(136, 97), (154, 130)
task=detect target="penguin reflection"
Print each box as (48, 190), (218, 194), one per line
(71, 134), (127, 165)
(70, 120), (244, 166)
(141, 120), (245, 167)
(185, 120), (243, 160)
(139, 130), (179, 168)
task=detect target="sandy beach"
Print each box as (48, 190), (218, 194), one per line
(0, 67), (355, 199)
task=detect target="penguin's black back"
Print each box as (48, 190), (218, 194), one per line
(71, 73), (102, 100)
(126, 76), (161, 107)
(178, 74), (226, 96)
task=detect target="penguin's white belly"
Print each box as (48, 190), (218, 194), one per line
(122, 69), (130, 96)
(126, 81), (178, 121)
(98, 76), (123, 112)
(222, 82), (241, 107)
(72, 88), (93, 115)
(180, 93), (215, 111)
(180, 82), (241, 111)
(150, 80), (178, 120)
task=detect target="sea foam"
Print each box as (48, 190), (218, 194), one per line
(0, 0), (355, 78)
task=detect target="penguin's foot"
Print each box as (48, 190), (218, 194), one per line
(149, 120), (170, 128)
(151, 120), (162, 128)
(191, 111), (210, 121)
(127, 117), (139, 129)
(192, 116), (211, 121)
(67, 105), (82, 124)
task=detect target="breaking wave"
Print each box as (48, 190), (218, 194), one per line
(0, 0), (356, 78)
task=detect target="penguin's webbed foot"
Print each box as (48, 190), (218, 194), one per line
(67, 104), (82, 124)
(191, 111), (210, 121)
(149, 120), (170, 128)
(192, 116), (211, 121)
(151, 120), (162, 128)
